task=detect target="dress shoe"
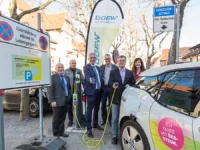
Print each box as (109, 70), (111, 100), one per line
(61, 133), (69, 138)
(87, 130), (94, 138)
(112, 137), (118, 145)
(68, 120), (73, 127)
(93, 124), (104, 130)
(101, 121), (106, 126)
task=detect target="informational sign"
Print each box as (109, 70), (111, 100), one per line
(0, 15), (51, 90)
(153, 5), (175, 32)
(86, 0), (124, 65)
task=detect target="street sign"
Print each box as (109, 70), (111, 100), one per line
(153, 5), (176, 32)
(0, 15), (51, 90)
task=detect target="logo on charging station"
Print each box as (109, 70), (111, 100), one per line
(25, 70), (32, 81)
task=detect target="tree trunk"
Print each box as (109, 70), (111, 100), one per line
(146, 57), (151, 69)
(20, 89), (30, 120)
(167, 1), (188, 65)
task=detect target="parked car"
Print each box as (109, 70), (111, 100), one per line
(3, 88), (51, 118)
(119, 62), (200, 150)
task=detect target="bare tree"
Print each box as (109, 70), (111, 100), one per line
(167, 0), (190, 64)
(9, 0), (55, 120)
(140, 14), (168, 69)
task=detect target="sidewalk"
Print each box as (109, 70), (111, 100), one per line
(63, 125), (121, 150)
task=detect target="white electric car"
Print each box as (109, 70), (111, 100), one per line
(119, 62), (200, 150)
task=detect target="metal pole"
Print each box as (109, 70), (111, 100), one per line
(76, 73), (83, 128)
(37, 13), (43, 141)
(0, 94), (5, 150)
(39, 88), (43, 141)
(176, 4), (180, 63)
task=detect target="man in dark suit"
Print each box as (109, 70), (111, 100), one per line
(48, 63), (71, 138)
(84, 53), (103, 138)
(100, 54), (117, 126)
(109, 55), (135, 145)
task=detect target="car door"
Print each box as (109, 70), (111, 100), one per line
(150, 70), (196, 150)
(191, 70), (200, 150)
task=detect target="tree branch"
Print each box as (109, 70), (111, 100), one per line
(17, 0), (55, 21)
(153, 32), (164, 40)
(159, 33), (169, 48)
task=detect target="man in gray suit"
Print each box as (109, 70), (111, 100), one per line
(48, 63), (71, 137)
(64, 59), (84, 127)
(100, 54), (117, 126)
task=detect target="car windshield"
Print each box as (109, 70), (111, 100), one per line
(136, 75), (164, 90)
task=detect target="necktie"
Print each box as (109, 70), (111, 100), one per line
(61, 75), (68, 96)
(92, 66), (101, 89)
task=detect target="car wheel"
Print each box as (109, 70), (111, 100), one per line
(29, 97), (39, 118)
(120, 120), (150, 150)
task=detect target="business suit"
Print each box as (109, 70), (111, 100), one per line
(64, 68), (84, 123)
(48, 73), (71, 136)
(84, 63), (101, 130)
(109, 68), (135, 138)
(100, 64), (117, 124)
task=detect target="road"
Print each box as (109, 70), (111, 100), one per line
(4, 111), (121, 150)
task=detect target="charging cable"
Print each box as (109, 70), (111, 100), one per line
(74, 83), (118, 149)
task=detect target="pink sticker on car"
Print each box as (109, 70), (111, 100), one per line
(158, 118), (184, 150)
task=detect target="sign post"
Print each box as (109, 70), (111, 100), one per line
(37, 13), (44, 142)
(0, 14), (50, 147)
(153, 5), (180, 63)
(176, 4), (181, 63)
(0, 90), (5, 150)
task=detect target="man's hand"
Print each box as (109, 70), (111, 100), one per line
(113, 83), (119, 89)
(89, 78), (92, 84)
(51, 102), (57, 108)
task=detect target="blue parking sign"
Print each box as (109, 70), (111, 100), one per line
(25, 70), (32, 81)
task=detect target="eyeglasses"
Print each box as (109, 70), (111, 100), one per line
(90, 57), (96, 59)
(105, 58), (111, 60)
(119, 59), (126, 62)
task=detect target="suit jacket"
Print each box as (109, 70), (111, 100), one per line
(100, 64), (117, 86)
(64, 68), (84, 94)
(84, 63), (101, 96)
(48, 74), (71, 107)
(109, 68), (135, 104)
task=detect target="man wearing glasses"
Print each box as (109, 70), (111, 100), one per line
(109, 55), (135, 145)
(100, 54), (117, 126)
(84, 53), (103, 138)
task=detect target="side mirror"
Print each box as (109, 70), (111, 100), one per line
(134, 85), (140, 89)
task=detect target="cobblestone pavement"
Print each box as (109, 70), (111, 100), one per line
(4, 111), (121, 150)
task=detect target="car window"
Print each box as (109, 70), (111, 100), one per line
(137, 75), (164, 98)
(157, 70), (200, 118)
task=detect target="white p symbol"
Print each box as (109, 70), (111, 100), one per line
(27, 72), (31, 80)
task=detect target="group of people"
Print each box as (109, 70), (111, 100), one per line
(47, 52), (145, 145)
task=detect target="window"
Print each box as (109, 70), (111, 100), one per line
(157, 70), (200, 118)
(137, 75), (164, 98)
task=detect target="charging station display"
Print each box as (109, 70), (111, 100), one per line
(0, 15), (51, 90)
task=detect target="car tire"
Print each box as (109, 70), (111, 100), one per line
(29, 97), (39, 118)
(120, 120), (150, 150)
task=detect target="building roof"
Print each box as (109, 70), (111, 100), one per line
(72, 38), (85, 55)
(42, 13), (66, 31)
(189, 43), (200, 50)
(17, 0), (70, 31)
(140, 62), (200, 77)
(160, 47), (191, 60)
(182, 50), (200, 59)
(17, 0), (31, 11)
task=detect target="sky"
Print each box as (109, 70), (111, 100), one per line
(0, 0), (199, 49)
